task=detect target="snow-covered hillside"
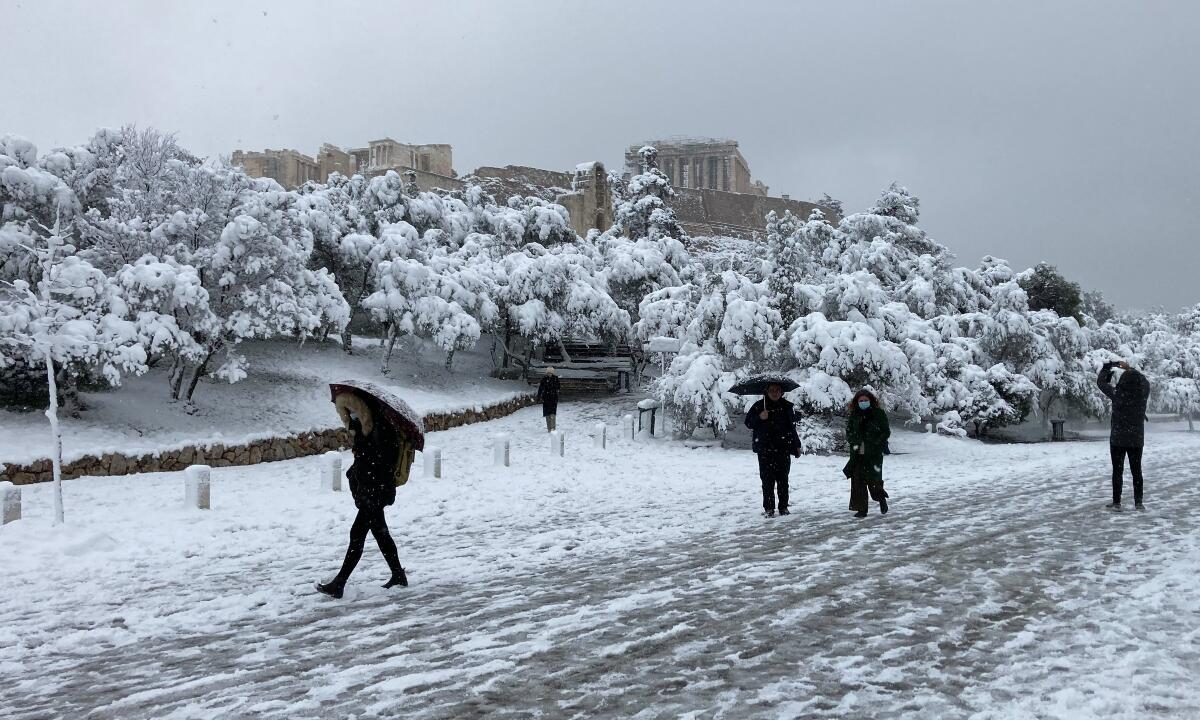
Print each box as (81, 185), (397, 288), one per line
(0, 337), (530, 467)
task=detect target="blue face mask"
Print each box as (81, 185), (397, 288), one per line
(857, 400), (872, 411)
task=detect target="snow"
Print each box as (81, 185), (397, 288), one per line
(3, 400), (1199, 717)
(0, 338), (528, 467)
(644, 335), (683, 353)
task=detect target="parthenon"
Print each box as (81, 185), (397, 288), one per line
(623, 137), (769, 196)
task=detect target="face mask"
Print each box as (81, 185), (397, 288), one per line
(348, 411), (359, 422)
(857, 400), (872, 411)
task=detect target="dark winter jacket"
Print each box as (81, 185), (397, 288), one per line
(843, 407), (891, 485)
(1097, 366), (1150, 447)
(347, 418), (400, 511)
(744, 398), (802, 455)
(537, 375), (560, 416)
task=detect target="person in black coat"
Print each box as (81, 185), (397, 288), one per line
(744, 383), (802, 517)
(318, 392), (406, 598)
(843, 389), (891, 518)
(537, 367), (560, 432)
(1097, 360), (1152, 510)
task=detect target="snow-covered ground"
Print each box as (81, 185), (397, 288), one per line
(0, 337), (530, 467)
(3, 398), (1200, 719)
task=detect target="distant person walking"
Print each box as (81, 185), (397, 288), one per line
(745, 383), (802, 517)
(843, 389), (891, 518)
(537, 367), (560, 432)
(1097, 360), (1151, 511)
(318, 392), (407, 598)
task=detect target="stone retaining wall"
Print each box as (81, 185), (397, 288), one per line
(1, 394), (538, 485)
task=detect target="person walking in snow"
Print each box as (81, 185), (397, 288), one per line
(318, 392), (407, 598)
(745, 383), (802, 517)
(1097, 360), (1151, 511)
(537, 366), (560, 432)
(843, 389), (891, 518)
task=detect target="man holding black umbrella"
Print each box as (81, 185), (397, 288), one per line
(743, 382), (802, 517)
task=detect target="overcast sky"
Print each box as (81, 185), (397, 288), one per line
(2, 0), (1197, 311)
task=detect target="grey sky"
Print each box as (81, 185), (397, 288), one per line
(2, 0), (1197, 311)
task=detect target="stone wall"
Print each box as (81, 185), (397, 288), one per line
(232, 148), (321, 188)
(670, 187), (834, 240)
(1, 394), (539, 486)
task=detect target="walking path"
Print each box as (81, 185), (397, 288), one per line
(4, 400), (1198, 719)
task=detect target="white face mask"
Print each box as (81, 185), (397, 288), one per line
(1110, 368), (1125, 385)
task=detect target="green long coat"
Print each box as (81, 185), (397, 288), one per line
(842, 407), (891, 485)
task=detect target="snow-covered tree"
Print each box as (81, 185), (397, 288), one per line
(818, 192), (844, 218)
(1, 136), (157, 414)
(490, 242), (629, 369)
(657, 270), (781, 436)
(602, 146), (692, 322)
(1018, 262), (1083, 321)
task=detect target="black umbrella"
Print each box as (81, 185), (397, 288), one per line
(329, 379), (425, 451)
(727, 375), (800, 396)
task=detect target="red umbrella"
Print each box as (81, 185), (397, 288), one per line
(329, 379), (425, 451)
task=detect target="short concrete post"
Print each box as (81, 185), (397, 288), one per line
(185, 465), (211, 510)
(594, 423), (607, 449)
(493, 434), (511, 467)
(321, 451), (342, 491)
(549, 430), (565, 457)
(423, 448), (442, 478)
(624, 414), (635, 441)
(0, 481), (20, 525)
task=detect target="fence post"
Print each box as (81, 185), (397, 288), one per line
(549, 430), (565, 457)
(185, 465), (211, 510)
(321, 451), (342, 491)
(594, 423), (606, 449)
(0, 481), (20, 525)
(423, 448), (442, 478)
(493, 434), (511, 467)
(624, 414), (635, 441)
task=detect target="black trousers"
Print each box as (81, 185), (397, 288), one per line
(757, 451), (790, 512)
(849, 466), (888, 513)
(1110, 445), (1144, 505)
(336, 508), (402, 582)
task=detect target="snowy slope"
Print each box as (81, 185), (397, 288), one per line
(0, 336), (530, 467)
(3, 398), (1199, 718)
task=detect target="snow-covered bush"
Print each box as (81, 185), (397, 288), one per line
(797, 416), (837, 454)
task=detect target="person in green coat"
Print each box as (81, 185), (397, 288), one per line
(843, 389), (891, 518)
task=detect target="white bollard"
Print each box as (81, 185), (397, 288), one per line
(185, 465), (211, 510)
(549, 430), (565, 457)
(493, 434), (511, 467)
(321, 451), (342, 492)
(0, 481), (20, 524)
(624, 414), (635, 441)
(594, 422), (607, 449)
(423, 448), (442, 478)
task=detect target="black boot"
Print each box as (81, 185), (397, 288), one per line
(854, 510), (868, 518)
(383, 567), (408, 588)
(880, 498), (889, 515)
(316, 579), (346, 599)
